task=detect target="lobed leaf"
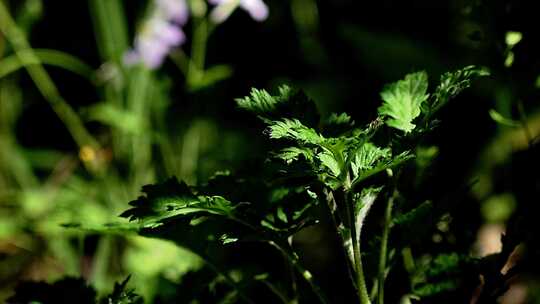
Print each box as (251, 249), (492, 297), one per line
(120, 178), (236, 229)
(317, 150), (342, 177)
(236, 85), (319, 127)
(274, 146), (315, 164)
(427, 65), (489, 116)
(266, 118), (324, 145)
(353, 187), (383, 238)
(350, 142), (391, 177)
(325, 112), (354, 126)
(236, 87), (284, 114)
(378, 71), (429, 133)
(322, 112), (355, 136)
(393, 200), (433, 226)
(351, 151), (414, 187)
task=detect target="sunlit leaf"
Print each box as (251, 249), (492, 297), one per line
(236, 85), (319, 127)
(317, 150), (341, 177)
(267, 118), (324, 145)
(378, 71), (429, 132)
(274, 146), (315, 164)
(120, 178), (238, 229)
(350, 142), (391, 178)
(426, 66), (489, 116)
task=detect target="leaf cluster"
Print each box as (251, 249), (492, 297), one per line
(66, 65), (488, 303)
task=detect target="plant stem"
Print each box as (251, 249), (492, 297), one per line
(88, 0), (128, 62)
(323, 189), (358, 291)
(0, 2), (98, 150)
(258, 279), (290, 304)
(377, 188), (397, 304)
(200, 254), (256, 304)
(187, 16), (213, 89)
(344, 189), (371, 304)
(516, 99), (533, 145)
(287, 236), (299, 303)
(268, 241), (329, 304)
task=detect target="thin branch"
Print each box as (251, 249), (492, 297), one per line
(377, 187), (397, 304)
(0, 2), (98, 150)
(268, 240), (329, 304)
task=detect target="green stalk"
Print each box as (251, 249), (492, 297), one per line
(517, 99), (533, 145)
(88, 0), (130, 161)
(126, 66), (152, 185)
(268, 241), (329, 304)
(323, 189), (358, 292)
(187, 17), (208, 88)
(258, 278), (290, 304)
(0, 49), (94, 79)
(199, 253), (256, 304)
(187, 16), (217, 89)
(377, 189), (396, 304)
(287, 236), (299, 303)
(0, 1), (98, 150)
(343, 188), (371, 304)
(88, 0), (128, 62)
(90, 236), (113, 293)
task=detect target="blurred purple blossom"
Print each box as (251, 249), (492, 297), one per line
(124, 0), (188, 69)
(209, 0), (268, 23)
(156, 0), (189, 25)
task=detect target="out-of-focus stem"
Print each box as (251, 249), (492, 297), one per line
(0, 2), (98, 150)
(268, 240), (329, 304)
(187, 17), (216, 89)
(199, 253), (256, 304)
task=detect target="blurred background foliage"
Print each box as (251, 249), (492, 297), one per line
(0, 0), (539, 303)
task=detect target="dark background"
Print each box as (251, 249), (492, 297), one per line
(5, 0), (540, 302)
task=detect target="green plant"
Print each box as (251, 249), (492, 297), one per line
(59, 66), (488, 303)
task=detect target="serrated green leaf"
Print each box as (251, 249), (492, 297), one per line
(236, 87), (283, 114)
(412, 253), (474, 297)
(274, 146), (315, 164)
(354, 187), (382, 238)
(393, 201), (433, 226)
(351, 142), (391, 178)
(413, 279), (459, 297)
(378, 71), (429, 132)
(267, 118), (324, 145)
(317, 150), (341, 176)
(321, 112), (356, 137)
(427, 66), (489, 116)
(342, 187), (382, 264)
(120, 178), (236, 228)
(326, 112), (353, 125)
(351, 151), (414, 187)
(236, 85), (320, 127)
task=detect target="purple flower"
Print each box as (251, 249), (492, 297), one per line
(124, 0), (189, 69)
(156, 0), (189, 25)
(149, 18), (186, 46)
(209, 0), (268, 23)
(239, 0), (269, 21)
(125, 18), (186, 69)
